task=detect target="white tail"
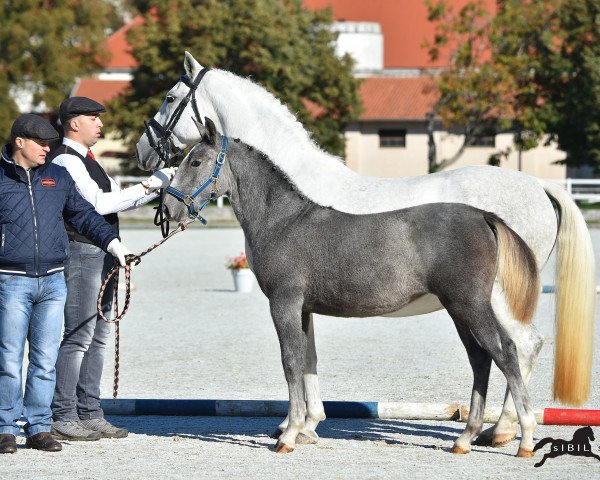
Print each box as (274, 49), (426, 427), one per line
(543, 181), (595, 406)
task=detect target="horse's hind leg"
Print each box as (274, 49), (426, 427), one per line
(274, 313), (326, 444)
(446, 299), (537, 456)
(477, 286), (544, 447)
(450, 323), (492, 454)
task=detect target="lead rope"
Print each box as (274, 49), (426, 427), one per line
(97, 220), (194, 398)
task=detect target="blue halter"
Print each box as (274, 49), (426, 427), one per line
(165, 135), (228, 225)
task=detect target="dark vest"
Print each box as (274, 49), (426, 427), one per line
(48, 144), (119, 245)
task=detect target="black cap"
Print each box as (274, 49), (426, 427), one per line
(59, 96), (106, 124)
(11, 114), (59, 141)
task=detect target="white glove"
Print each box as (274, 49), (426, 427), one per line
(107, 239), (133, 267)
(143, 167), (178, 193)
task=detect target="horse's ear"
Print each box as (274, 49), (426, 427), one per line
(184, 51), (202, 78)
(204, 117), (217, 145)
(192, 117), (205, 133)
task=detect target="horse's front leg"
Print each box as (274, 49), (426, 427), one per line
(297, 312), (326, 444)
(273, 313), (326, 445)
(270, 294), (307, 453)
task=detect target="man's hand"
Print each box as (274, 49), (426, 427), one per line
(142, 167), (178, 193)
(107, 239), (133, 267)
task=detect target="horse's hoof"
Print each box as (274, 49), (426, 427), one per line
(270, 429), (283, 439)
(450, 445), (470, 455)
(296, 432), (318, 445)
(516, 448), (534, 458)
(275, 442), (294, 454)
(492, 433), (517, 447)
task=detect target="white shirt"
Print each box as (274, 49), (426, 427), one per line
(52, 138), (156, 215)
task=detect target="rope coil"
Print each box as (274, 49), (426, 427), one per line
(97, 220), (193, 398)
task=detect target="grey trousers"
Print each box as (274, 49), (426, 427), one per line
(52, 241), (114, 421)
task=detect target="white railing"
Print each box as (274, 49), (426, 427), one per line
(113, 176), (225, 208)
(551, 178), (600, 203)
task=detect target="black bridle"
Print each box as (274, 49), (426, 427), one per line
(143, 67), (210, 237)
(144, 67), (211, 168)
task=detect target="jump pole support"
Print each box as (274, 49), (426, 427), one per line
(100, 399), (600, 426)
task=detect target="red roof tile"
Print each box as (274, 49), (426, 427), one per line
(72, 77), (437, 122)
(72, 79), (130, 105)
(102, 15), (144, 69)
(304, 0), (496, 69)
(358, 76), (438, 120)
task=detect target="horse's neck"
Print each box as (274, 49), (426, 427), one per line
(206, 72), (359, 206)
(225, 142), (312, 246)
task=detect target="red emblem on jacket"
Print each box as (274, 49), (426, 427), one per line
(41, 178), (56, 187)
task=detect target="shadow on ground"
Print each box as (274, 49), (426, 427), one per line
(104, 415), (518, 455)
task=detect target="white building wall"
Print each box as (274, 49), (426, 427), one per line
(344, 122), (567, 179)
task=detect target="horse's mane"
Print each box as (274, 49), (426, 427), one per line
(211, 69), (342, 162)
(238, 142), (314, 204)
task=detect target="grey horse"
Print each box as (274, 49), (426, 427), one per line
(162, 117), (553, 457)
(136, 52), (596, 449)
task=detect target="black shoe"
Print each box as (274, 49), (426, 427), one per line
(25, 432), (62, 452)
(0, 434), (17, 454)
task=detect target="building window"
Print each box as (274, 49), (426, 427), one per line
(471, 134), (496, 148)
(379, 129), (406, 148)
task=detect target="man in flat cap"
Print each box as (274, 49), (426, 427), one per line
(50, 97), (175, 441)
(0, 114), (133, 454)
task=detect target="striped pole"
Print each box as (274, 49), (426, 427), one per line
(100, 399), (600, 426)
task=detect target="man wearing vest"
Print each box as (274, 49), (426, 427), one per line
(0, 114), (132, 454)
(50, 97), (175, 441)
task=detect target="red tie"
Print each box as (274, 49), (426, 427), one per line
(87, 150), (96, 161)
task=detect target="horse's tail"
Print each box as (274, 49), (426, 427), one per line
(533, 437), (555, 452)
(543, 181), (595, 406)
(484, 212), (540, 323)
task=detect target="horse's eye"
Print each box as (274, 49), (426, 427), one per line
(166, 95), (175, 104)
(190, 160), (201, 167)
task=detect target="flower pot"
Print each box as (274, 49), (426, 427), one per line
(231, 268), (255, 293)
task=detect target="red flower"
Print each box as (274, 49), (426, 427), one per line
(225, 251), (249, 271)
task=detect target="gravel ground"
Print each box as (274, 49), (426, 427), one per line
(4, 225), (600, 479)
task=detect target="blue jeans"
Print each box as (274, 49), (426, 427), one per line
(0, 272), (66, 437)
(52, 242), (114, 421)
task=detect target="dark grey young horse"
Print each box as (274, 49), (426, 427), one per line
(163, 118), (543, 457)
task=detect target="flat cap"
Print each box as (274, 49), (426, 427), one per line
(11, 114), (59, 141)
(59, 96), (106, 124)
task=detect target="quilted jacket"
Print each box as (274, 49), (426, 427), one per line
(0, 145), (119, 277)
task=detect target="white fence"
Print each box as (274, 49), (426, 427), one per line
(552, 178), (600, 203)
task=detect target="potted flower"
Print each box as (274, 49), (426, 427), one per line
(225, 251), (254, 292)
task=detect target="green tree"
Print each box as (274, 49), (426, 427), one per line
(107, 0), (362, 173)
(533, 0), (600, 168)
(0, 0), (120, 144)
(427, 0), (600, 172)
(425, 0), (546, 172)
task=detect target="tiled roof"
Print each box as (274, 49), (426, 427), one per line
(72, 77), (437, 122)
(358, 76), (438, 120)
(71, 79), (130, 105)
(102, 15), (144, 69)
(304, 0), (496, 69)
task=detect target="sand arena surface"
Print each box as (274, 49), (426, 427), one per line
(6, 226), (600, 479)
